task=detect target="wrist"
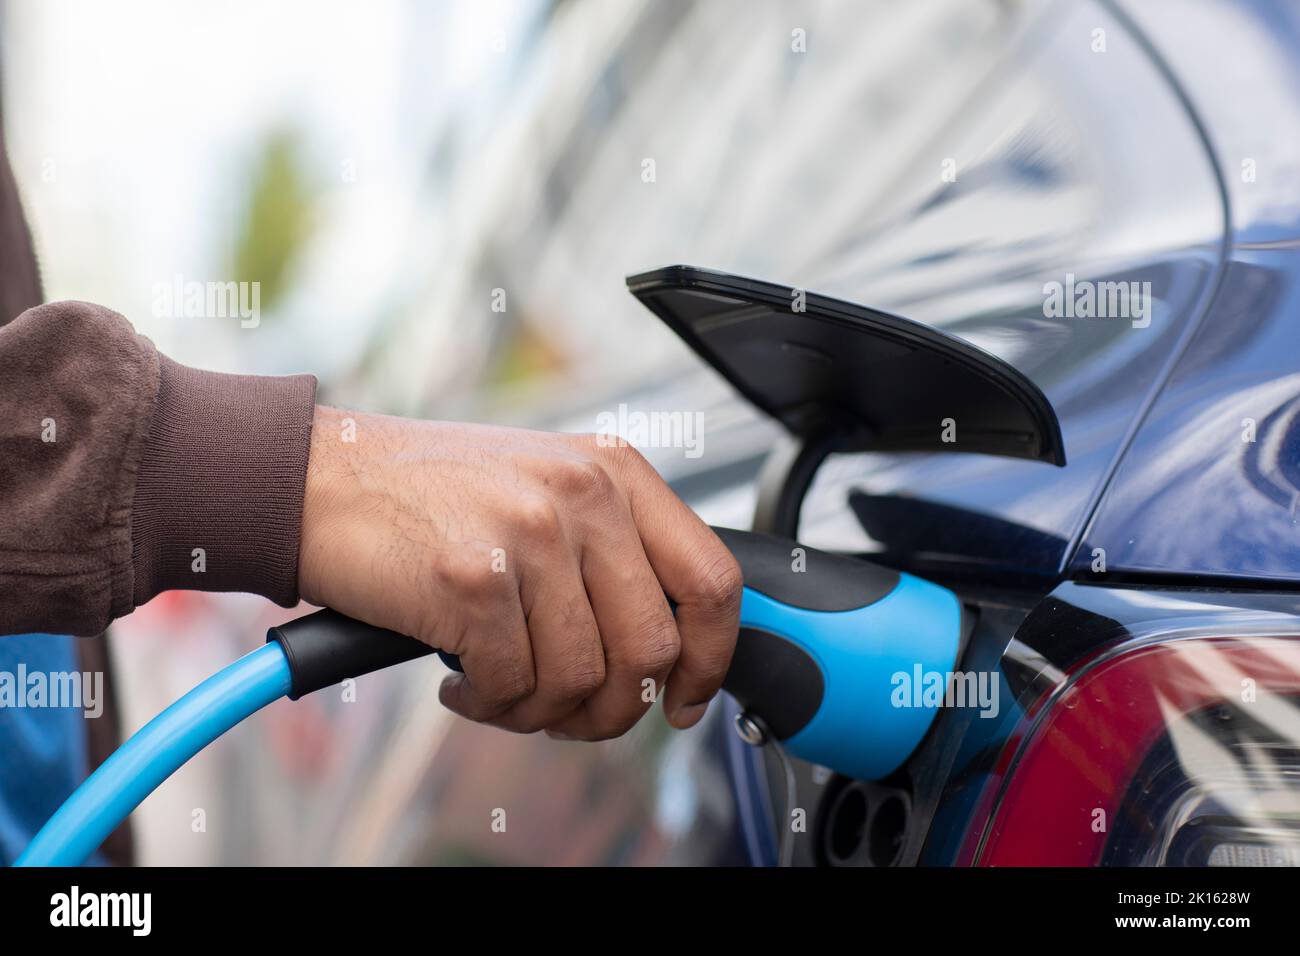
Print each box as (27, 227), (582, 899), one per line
(299, 404), (359, 607)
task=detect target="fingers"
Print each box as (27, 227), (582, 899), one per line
(435, 557), (537, 723)
(484, 545), (606, 734)
(437, 614), (536, 723)
(543, 515), (679, 741)
(601, 444), (742, 729)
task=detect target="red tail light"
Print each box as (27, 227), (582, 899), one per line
(970, 636), (1300, 866)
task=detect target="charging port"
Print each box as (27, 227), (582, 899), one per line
(817, 777), (911, 866)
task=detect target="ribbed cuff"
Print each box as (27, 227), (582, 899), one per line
(130, 355), (318, 608)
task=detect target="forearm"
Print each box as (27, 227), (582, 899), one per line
(0, 301), (316, 636)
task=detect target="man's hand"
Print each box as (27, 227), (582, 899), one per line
(297, 406), (742, 739)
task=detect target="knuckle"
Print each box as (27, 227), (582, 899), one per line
(590, 433), (646, 469)
(609, 440), (649, 471)
(485, 667), (535, 710)
(557, 456), (615, 501)
(444, 556), (507, 600)
(577, 431), (614, 455)
(627, 615), (681, 675)
(554, 659), (605, 702)
(546, 609), (606, 702)
(691, 548), (744, 610)
(420, 614), (470, 657)
(513, 494), (562, 540)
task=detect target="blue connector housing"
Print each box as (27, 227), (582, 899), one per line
(739, 574), (963, 780)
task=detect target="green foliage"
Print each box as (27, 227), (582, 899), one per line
(230, 126), (315, 316)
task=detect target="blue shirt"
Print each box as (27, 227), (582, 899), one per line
(0, 633), (98, 865)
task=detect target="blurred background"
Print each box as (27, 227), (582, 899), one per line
(0, 0), (1236, 863)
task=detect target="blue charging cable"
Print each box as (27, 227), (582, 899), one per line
(15, 644), (292, 867)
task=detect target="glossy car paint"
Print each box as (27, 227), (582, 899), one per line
(1076, 0), (1300, 583)
(792, 0), (1226, 582)
(804, 0), (1300, 588)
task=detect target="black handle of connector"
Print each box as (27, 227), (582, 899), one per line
(267, 608), (461, 700)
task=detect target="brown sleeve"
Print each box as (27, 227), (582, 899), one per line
(0, 300), (317, 636)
